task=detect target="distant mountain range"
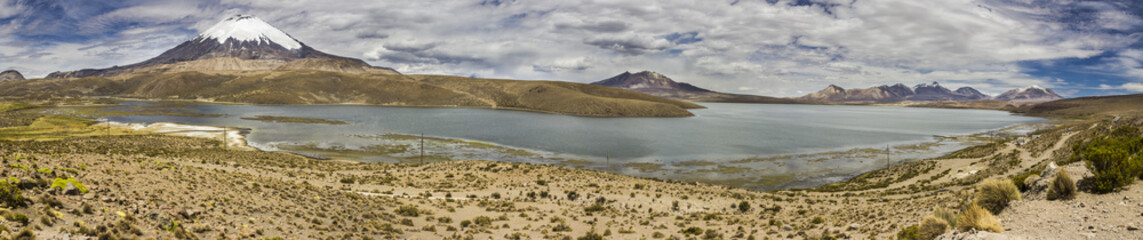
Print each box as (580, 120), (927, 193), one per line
(589, 72), (1063, 105)
(591, 71), (800, 104)
(799, 82), (1062, 103)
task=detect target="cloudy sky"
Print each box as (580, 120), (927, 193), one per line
(1, 0), (1142, 97)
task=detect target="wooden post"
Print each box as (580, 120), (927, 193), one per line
(606, 152), (610, 172)
(106, 120), (111, 137)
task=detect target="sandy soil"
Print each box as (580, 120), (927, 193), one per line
(1, 110), (1141, 239)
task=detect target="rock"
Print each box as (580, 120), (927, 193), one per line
(64, 182), (81, 195)
(83, 193), (94, 200)
(1128, 226), (1139, 231)
(1023, 175), (1040, 188)
(847, 223), (862, 231)
(781, 225), (793, 231)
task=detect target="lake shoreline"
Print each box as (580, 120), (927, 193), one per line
(126, 114), (1052, 191)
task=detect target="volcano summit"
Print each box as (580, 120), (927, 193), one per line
(46, 15), (398, 78)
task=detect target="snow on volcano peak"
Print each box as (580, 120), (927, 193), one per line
(197, 15), (303, 50)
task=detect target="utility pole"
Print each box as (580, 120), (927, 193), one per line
(606, 153), (610, 172)
(221, 129), (227, 148)
(886, 145), (890, 169)
(420, 131), (425, 165)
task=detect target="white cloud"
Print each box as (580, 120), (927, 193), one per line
(1, 0), (1139, 97)
(1120, 82), (1143, 92)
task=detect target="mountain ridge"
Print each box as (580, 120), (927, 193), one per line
(800, 82), (1062, 103)
(591, 71), (801, 104)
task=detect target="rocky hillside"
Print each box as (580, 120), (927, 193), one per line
(995, 85), (1063, 102)
(45, 15), (397, 79)
(0, 71), (702, 117)
(0, 70), (24, 82)
(592, 71), (801, 104)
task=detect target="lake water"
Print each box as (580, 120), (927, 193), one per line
(106, 102), (1043, 190)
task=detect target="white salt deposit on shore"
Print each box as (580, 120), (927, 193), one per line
(112, 122), (255, 151)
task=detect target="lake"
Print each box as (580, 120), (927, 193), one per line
(105, 102), (1043, 190)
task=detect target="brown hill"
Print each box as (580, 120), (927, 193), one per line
(0, 71), (701, 117)
(591, 71), (801, 104)
(1021, 93), (1143, 118)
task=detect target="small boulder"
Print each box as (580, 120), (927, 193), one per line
(64, 182), (81, 195)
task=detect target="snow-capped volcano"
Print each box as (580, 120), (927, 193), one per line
(46, 15), (397, 78)
(196, 15), (302, 50)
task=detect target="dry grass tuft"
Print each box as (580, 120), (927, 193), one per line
(957, 203), (1003, 233)
(918, 215), (949, 240)
(975, 179), (1021, 214)
(1047, 169), (1076, 200)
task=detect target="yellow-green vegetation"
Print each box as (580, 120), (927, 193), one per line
(0, 102), (37, 112)
(51, 101), (223, 118)
(1069, 126), (1143, 193)
(50, 178), (88, 194)
(974, 179), (1021, 214)
(0, 115), (134, 141)
(240, 115), (349, 125)
(1047, 169), (1076, 200)
(0, 70), (703, 117)
(957, 203), (1003, 232)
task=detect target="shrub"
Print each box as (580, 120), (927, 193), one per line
(896, 225), (919, 240)
(584, 204), (607, 212)
(974, 179), (1021, 214)
(957, 203), (1002, 233)
(552, 223), (572, 232)
(811, 216), (825, 224)
(932, 208), (959, 229)
(577, 231), (604, 240)
(680, 226), (703, 235)
(918, 216), (949, 240)
(1074, 126), (1143, 193)
(3, 212), (29, 225)
(1047, 169), (1076, 200)
(460, 220), (472, 228)
(0, 181), (26, 208)
(395, 205), (420, 217)
(473, 216), (492, 226)
(737, 201), (750, 213)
